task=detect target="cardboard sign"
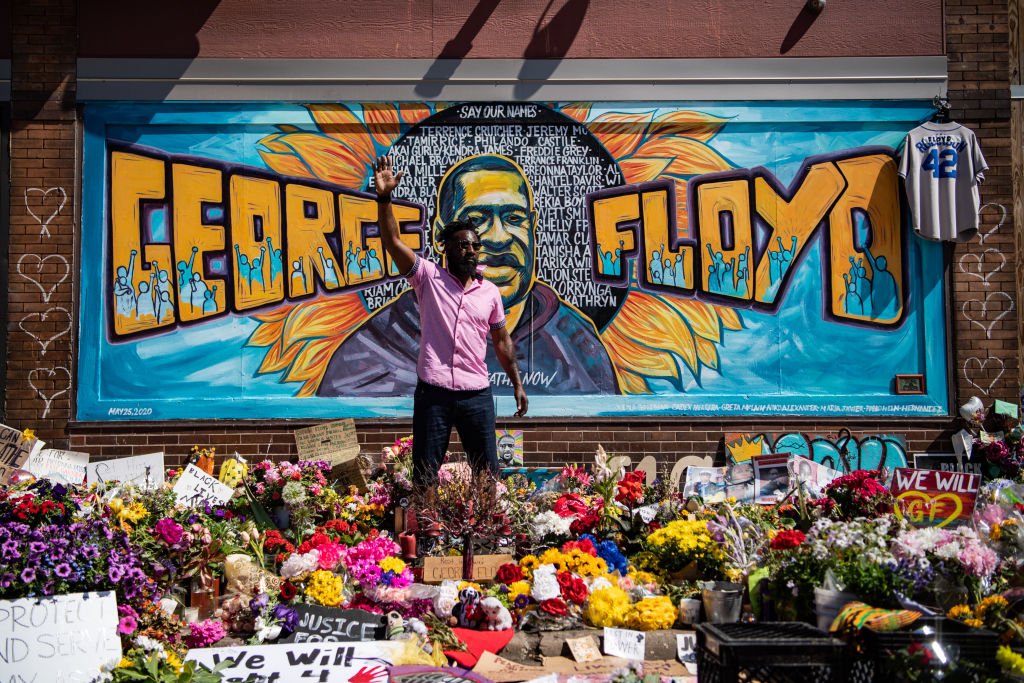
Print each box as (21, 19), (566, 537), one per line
(0, 424), (44, 485)
(471, 554), (514, 583)
(280, 604), (387, 644)
(914, 453), (983, 476)
(295, 419), (360, 464)
(86, 451), (164, 489)
(0, 591), (121, 683)
(186, 640), (401, 682)
(891, 467), (981, 527)
(24, 448), (88, 485)
(422, 556), (463, 583)
(172, 463), (234, 508)
(495, 429), (524, 467)
(603, 627), (645, 660)
(567, 636), (602, 663)
(677, 632), (698, 675)
(753, 453), (791, 504)
(541, 656), (686, 677)
(472, 652), (549, 683)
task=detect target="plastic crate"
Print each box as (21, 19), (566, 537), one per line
(696, 622), (846, 683)
(848, 617), (999, 683)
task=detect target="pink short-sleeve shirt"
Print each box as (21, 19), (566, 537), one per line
(406, 256), (506, 390)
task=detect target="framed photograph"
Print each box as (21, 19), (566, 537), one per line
(895, 374), (926, 395)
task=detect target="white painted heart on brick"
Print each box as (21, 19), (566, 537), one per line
(24, 187), (67, 238)
(28, 366), (70, 418)
(958, 248), (1006, 286)
(18, 306), (71, 355)
(963, 356), (1005, 396)
(977, 203), (1006, 245)
(17, 253), (69, 304)
(961, 291), (1015, 339)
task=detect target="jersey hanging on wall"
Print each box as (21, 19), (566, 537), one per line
(897, 121), (988, 242)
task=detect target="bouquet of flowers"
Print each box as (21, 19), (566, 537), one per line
(973, 430), (1024, 481)
(814, 469), (895, 520)
(892, 525), (999, 602)
(643, 518), (723, 578)
(244, 459), (334, 533)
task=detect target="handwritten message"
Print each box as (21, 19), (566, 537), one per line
(294, 419), (360, 464)
(0, 591), (121, 683)
(0, 424), (43, 485)
(891, 467), (981, 527)
(281, 605), (387, 644)
(172, 464), (234, 508)
(603, 627), (645, 660)
(86, 451), (164, 489)
(186, 640), (400, 683)
(24, 448), (88, 485)
(422, 556), (463, 584)
(567, 636), (602, 663)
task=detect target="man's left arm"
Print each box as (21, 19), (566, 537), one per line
(491, 326), (528, 417)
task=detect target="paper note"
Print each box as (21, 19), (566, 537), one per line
(603, 626), (645, 660)
(422, 556), (462, 583)
(567, 635), (602, 663)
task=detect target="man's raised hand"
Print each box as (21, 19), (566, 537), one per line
(373, 156), (405, 199)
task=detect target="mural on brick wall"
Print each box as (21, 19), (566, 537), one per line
(79, 101), (947, 419)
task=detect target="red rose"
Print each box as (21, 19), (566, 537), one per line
(559, 575), (588, 605)
(291, 471), (302, 481)
(570, 513), (600, 536)
(539, 598), (568, 616)
(615, 471), (645, 506)
(553, 494), (589, 518)
(769, 529), (806, 550)
(279, 582), (297, 600)
(495, 563), (524, 585)
(561, 539), (597, 556)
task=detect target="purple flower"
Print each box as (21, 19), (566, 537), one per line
(28, 541), (46, 555)
(54, 563), (72, 578)
(108, 565), (125, 583)
(0, 573), (14, 588)
(273, 604), (298, 633)
(1, 539), (20, 560)
(250, 593), (269, 616)
(20, 567), (36, 583)
(81, 545), (99, 560)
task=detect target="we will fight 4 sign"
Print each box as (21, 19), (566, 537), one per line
(890, 468), (981, 528)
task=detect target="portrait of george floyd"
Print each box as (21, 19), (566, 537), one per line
(316, 152), (620, 398)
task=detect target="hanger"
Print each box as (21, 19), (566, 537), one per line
(931, 95), (951, 123)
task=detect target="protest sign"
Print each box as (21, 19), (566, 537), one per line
(0, 424), (44, 485)
(495, 429), (524, 467)
(0, 591), (121, 683)
(753, 453), (790, 504)
(186, 640), (401, 683)
(86, 451), (164, 489)
(914, 453), (983, 476)
(422, 556), (463, 583)
(891, 467), (981, 527)
(280, 604), (387, 644)
(471, 554), (513, 582)
(677, 632), (698, 675)
(541, 656), (686, 677)
(172, 464), (234, 508)
(295, 419), (366, 491)
(24, 448), (88, 485)
(603, 627), (645, 660)
(472, 651), (548, 682)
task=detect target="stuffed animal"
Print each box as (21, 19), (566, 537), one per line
(434, 580), (459, 620)
(478, 597), (513, 631)
(451, 586), (483, 629)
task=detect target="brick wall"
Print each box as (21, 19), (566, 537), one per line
(945, 0), (1018, 402)
(7, 0), (76, 449)
(5, 1), (1017, 471)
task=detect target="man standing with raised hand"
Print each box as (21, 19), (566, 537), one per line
(372, 155), (528, 485)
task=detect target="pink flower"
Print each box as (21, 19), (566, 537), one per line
(316, 543), (342, 570)
(117, 616), (138, 635)
(153, 518), (183, 546)
(980, 504), (1006, 527)
(185, 619), (227, 649)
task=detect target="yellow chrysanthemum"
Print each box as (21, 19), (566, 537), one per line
(306, 569), (345, 607)
(977, 595), (1009, 617)
(965, 618), (984, 628)
(379, 556), (407, 574)
(998, 645), (1024, 674)
(585, 586), (631, 628)
(625, 596), (677, 631)
(947, 604), (973, 620)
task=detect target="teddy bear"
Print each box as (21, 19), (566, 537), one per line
(451, 586), (484, 629)
(478, 596), (513, 631)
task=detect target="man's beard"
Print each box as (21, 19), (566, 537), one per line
(449, 256), (477, 279)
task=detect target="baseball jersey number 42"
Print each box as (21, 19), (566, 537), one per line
(920, 148), (958, 179)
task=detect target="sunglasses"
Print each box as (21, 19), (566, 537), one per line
(455, 239), (482, 251)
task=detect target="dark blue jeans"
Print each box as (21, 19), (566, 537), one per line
(412, 380), (499, 486)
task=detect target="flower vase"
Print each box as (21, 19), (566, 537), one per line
(814, 586), (859, 632)
(272, 505), (290, 530)
(669, 561), (700, 583)
(190, 577), (220, 621)
(702, 581), (744, 623)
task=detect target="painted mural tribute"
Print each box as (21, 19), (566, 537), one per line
(80, 101), (947, 419)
